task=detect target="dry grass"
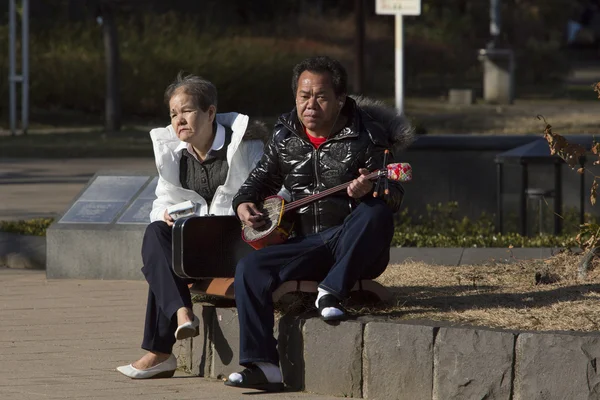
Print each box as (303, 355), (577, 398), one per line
(199, 252), (600, 333)
(367, 252), (600, 332)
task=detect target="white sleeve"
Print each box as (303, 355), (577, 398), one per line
(244, 139), (265, 173)
(149, 176), (173, 222)
(224, 139), (264, 196)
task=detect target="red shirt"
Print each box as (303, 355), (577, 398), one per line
(305, 128), (327, 148)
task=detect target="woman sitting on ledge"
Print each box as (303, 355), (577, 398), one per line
(116, 73), (268, 379)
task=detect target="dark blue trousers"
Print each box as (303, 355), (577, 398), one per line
(234, 197), (394, 366)
(140, 221), (193, 354)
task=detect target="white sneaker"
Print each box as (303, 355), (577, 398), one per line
(174, 315), (200, 340)
(116, 354), (177, 379)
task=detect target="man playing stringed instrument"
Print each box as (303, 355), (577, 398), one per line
(225, 56), (414, 392)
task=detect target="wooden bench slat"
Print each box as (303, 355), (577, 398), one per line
(189, 278), (235, 299)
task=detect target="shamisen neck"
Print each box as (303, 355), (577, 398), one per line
(284, 168), (383, 213)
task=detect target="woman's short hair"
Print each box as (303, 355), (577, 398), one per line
(291, 56), (348, 97)
(164, 72), (218, 112)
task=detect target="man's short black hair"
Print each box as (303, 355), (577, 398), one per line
(291, 56), (348, 97)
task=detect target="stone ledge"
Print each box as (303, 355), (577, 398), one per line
(0, 228), (569, 278)
(188, 305), (600, 399)
(0, 228), (565, 278)
(45, 226), (145, 279)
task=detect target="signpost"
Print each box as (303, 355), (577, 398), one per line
(375, 0), (421, 114)
(8, 0), (29, 136)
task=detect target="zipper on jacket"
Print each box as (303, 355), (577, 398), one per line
(280, 118), (349, 235)
(312, 147), (320, 234)
(279, 118), (322, 235)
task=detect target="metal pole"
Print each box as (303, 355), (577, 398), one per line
(554, 162), (562, 235)
(489, 0), (501, 48)
(22, 0), (29, 135)
(395, 14), (403, 113)
(496, 162), (503, 233)
(580, 159), (585, 226)
(538, 197), (543, 235)
(520, 163), (528, 236)
(9, 0), (17, 136)
(353, 0), (365, 94)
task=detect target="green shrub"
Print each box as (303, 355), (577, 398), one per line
(0, 14), (335, 120)
(0, 218), (54, 236)
(392, 202), (580, 248)
(0, 202), (586, 249)
(0, 8), (577, 122)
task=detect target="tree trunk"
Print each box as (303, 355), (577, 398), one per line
(353, 0), (365, 94)
(578, 246), (600, 280)
(101, 3), (121, 132)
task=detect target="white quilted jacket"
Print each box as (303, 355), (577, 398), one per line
(149, 112), (264, 222)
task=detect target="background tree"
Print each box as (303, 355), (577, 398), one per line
(86, 0), (151, 133)
(98, 1), (120, 132)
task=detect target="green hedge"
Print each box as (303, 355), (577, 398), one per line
(392, 231), (575, 248)
(0, 9), (576, 123)
(0, 15), (331, 120)
(0, 218), (54, 237)
(0, 202), (587, 248)
(392, 202), (581, 248)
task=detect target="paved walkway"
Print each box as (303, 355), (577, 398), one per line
(0, 160), (339, 398)
(0, 268), (337, 400)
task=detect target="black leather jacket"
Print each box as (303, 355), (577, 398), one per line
(232, 97), (408, 237)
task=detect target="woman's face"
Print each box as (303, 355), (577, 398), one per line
(169, 89), (215, 143)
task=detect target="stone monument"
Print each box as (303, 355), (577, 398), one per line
(46, 170), (157, 280)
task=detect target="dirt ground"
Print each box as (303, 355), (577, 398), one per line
(369, 252), (600, 333)
(405, 98), (600, 135)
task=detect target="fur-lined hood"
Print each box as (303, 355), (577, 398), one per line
(352, 95), (415, 152)
(243, 119), (270, 143)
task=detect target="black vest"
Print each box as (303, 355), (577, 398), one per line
(179, 125), (232, 204)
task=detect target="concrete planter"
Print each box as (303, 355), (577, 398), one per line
(36, 236), (563, 279)
(189, 305), (600, 399)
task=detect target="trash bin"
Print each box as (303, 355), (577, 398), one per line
(478, 48), (515, 105)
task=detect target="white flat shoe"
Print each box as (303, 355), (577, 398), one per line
(116, 354), (177, 379)
(174, 315), (200, 340)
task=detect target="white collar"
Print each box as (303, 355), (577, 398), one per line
(174, 123), (225, 159)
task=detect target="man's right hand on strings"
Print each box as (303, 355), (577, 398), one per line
(237, 202), (266, 228)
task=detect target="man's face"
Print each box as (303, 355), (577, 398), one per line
(169, 89), (215, 143)
(295, 71), (342, 134)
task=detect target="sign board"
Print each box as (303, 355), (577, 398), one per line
(376, 0), (421, 16)
(59, 175), (154, 224)
(117, 176), (158, 225)
(375, 0), (422, 112)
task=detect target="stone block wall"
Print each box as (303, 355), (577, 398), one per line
(188, 305), (600, 399)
